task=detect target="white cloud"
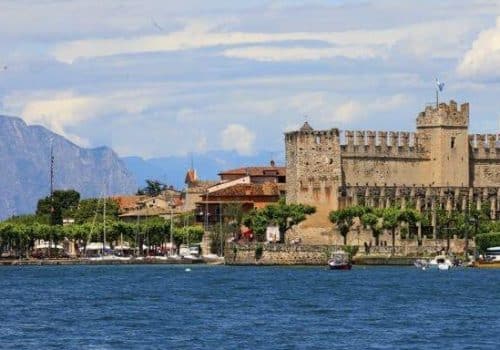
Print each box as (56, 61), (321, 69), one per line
(222, 45), (379, 61)
(457, 17), (500, 79)
(50, 18), (474, 63)
(220, 124), (255, 155)
(328, 94), (411, 125)
(2, 89), (157, 146)
(334, 100), (364, 123)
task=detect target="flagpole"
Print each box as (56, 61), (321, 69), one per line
(436, 88), (438, 108)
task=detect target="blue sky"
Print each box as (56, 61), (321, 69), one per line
(0, 0), (499, 158)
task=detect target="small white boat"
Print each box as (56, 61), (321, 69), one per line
(87, 255), (131, 261)
(485, 247), (500, 262)
(428, 255), (453, 270)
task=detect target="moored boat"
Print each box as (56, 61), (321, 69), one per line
(327, 250), (352, 270)
(473, 247), (500, 268)
(428, 255), (453, 270)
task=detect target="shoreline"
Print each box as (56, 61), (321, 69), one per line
(2, 256), (416, 266)
(0, 257), (218, 266)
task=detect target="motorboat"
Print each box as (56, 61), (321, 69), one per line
(485, 247), (500, 262)
(327, 250), (352, 270)
(428, 255), (453, 270)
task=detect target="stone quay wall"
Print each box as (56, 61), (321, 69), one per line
(225, 243), (336, 265)
(224, 241), (473, 265)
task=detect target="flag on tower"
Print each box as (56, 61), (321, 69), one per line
(436, 78), (445, 92)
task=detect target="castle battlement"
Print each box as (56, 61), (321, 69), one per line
(416, 100), (469, 129)
(470, 133), (500, 159)
(340, 130), (425, 159)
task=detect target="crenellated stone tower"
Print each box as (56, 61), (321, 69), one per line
(416, 101), (470, 187)
(286, 122), (342, 224)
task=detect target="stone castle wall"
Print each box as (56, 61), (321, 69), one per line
(285, 101), (499, 222)
(470, 134), (500, 187)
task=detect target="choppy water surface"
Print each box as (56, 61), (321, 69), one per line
(0, 265), (498, 349)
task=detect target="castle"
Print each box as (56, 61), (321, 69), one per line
(285, 100), (500, 235)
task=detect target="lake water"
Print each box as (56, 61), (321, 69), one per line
(0, 265), (498, 349)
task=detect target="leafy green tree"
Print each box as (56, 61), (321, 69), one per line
(476, 232), (500, 253)
(329, 205), (369, 245)
(243, 199), (315, 241)
(379, 207), (421, 255)
(361, 211), (382, 246)
(36, 189), (80, 225)
(4, 214), (49, 225)
(173, 225), (204, 247)
(73, 198), (119, 224)
(136, 179), (167, 196)
(381, 207), (399, 255)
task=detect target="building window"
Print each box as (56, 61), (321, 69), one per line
(451, 137), (455, 149)
(315, 135), (320, 144)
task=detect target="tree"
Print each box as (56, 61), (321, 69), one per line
(476, 232), (500, 253)
(36, 189), (81, 225)
(380, 207), (421, 256)
(136, 179), (167, 197)
(242, 199), (315, 242)
(361, 211), (382, 246)
(73, 198), (119, 224)
(329, 205), (369, 245)
(381, 207), (401, 256)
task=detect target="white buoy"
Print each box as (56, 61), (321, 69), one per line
(185, 268), (191, 272)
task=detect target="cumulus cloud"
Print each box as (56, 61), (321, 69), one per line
(457, 17), (500, 79)
(220, 124), (255, 155)
(328, 94), (411, 125)
(2, 89), (157, 146)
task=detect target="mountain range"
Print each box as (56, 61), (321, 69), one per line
(0, 114), (284, 219)
(0, 115), (137, 219)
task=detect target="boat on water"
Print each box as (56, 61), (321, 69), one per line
(484, 246), (500, 262)
(473, 247), (500, 268)
(87, 254), (131, 261)
(327, 251), (352, 270)
(428, 255), (453, 270)
(415, 255), (454, 270)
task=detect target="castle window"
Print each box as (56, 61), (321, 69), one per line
(451, 137), (455, 149)
(315, 135), (320, 144)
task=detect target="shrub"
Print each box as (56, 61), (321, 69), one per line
(342, 245), (359, 259)
(476, 232), (500, 253)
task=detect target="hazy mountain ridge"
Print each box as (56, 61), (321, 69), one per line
(0, 115), (137, 219)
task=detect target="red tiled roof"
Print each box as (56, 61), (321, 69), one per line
(218, 166), (286, 177)
(208, 183), (281, 197)
(112, 195), (145, 212)
(187, 180), (219, 192)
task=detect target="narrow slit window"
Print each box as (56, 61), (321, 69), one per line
(451, 137), (455, 149)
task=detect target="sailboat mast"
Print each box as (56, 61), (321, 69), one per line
(103, 193), (106, 256)
(49, 142), (54, 258)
